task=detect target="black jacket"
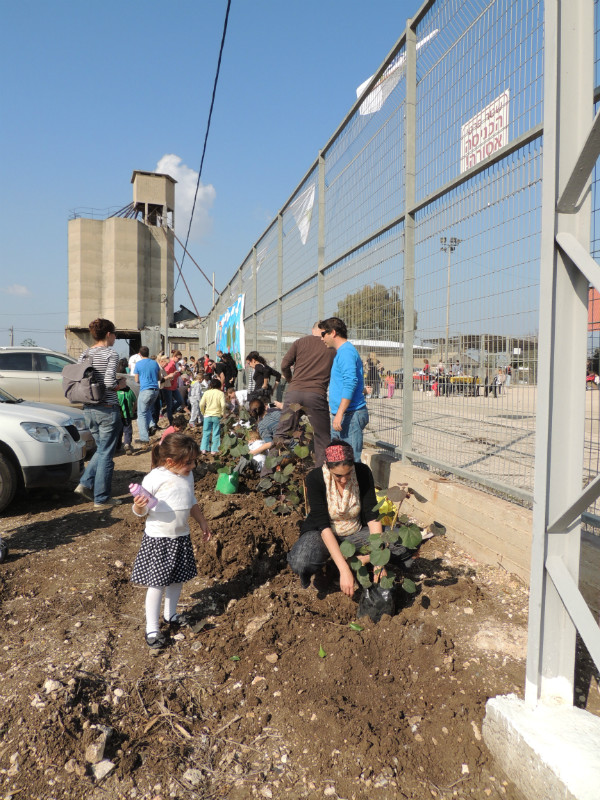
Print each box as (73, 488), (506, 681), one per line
(253, 362), (281, 389)
(301, 463), (379, 534)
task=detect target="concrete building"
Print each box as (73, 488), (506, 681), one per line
(66, 170), (176, 356)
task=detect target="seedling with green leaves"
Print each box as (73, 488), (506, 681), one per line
(255, 403), (314, 515)
(215, 407), (252, 476)
(339, 497), (422, 594)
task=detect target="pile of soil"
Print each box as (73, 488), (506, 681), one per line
(0, 442), (588, 799)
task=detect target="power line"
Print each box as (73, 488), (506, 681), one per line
(175, 0), (231, 294)
(0, 311), (67, 317)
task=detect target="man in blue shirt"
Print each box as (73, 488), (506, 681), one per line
(133, 347), (161, 444)
(318, 317), (369, 461)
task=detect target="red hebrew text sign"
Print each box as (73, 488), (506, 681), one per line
(460, 91), (510, 173)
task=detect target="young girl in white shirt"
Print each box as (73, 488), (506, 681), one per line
(131, 433), (212, 649)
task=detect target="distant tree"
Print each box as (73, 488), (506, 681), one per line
(335, 283), (417, 342)
(20, 338), (37, 347)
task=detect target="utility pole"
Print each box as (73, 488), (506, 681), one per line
(162, 294), (169, 355)
(9, 326), (14, 345)
(440, 236), (461, 368)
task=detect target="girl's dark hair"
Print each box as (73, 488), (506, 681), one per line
(172, 414), (187, 429)
(247, 384), (273, 405)
(249, 398), (266, 420)
(209, 378), (222, 390)
(324, 438), (355, 468)
(246, 350), (267, 366)
(117, 358), (128, 373)
(151, 433), (199, 470)
(89, 318), (116, 341)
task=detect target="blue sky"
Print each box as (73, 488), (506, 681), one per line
(0, 0), (416, 354)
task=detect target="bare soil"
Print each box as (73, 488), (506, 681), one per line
(0, 440), (593, 800)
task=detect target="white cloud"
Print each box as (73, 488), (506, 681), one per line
(156, 154), (216, 242)
(2, 284), (31, 296)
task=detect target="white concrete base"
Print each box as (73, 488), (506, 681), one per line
(483, 694), (600, 800)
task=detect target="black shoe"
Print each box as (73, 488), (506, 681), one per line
(166, 612), (190, 630)
(145, 631), (167, 649)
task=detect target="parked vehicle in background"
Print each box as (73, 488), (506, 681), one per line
(0, 347), (75, 405)
(0, 387), (85, 513)
(0, 346), (138, 409)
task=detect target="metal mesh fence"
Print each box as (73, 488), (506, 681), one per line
(324, 50), (406, 265)
(198, 0), (594, 508)
(415, 0), (543, 203)
(282, 169), (319, 296)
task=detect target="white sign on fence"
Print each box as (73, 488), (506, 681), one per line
(460, 90), (510, 173)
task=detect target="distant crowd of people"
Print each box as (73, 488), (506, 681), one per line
(364, 355), (513, 398)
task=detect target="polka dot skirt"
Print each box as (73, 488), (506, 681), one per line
(131, 534), (197, 587)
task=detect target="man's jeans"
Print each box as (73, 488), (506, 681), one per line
(161, 389), (175, 424)
(275, 389), (330, 467)
(137, 388), (159, 441)
(80, 405), (123, 504)
(331, 406), (369, 461)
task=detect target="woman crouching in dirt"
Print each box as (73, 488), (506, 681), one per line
(247, 397), (283, 458)
(130, 433), (212, 649)
(287, 440), (412, 595)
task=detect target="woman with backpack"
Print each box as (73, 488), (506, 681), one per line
(73, 318), (123, 510)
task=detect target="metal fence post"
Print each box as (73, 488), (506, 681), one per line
(318, 152), (325, 321)
(526, 0), (594, 706)
(402, 22), (417, 458)
(277, 214), (283, 364)
(252, 246), (258, 351)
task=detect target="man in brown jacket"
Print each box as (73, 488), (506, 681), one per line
(275, 323), (335, 466)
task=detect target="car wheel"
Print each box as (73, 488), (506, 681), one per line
(0, 453), (18, 513)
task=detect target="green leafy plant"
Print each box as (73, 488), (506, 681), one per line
(339, 508), (423, 593)
(214, 408), (252, 474)
(254, 403), (314, 515)
(318, 645), (327, 658)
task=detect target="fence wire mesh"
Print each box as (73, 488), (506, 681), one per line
(198, 0), (600, 510)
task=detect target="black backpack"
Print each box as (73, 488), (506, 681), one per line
(62, 354), (106, 404)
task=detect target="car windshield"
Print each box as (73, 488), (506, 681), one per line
(0, 387), (24, 403)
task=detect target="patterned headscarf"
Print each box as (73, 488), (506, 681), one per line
(325, 442), (354, 464)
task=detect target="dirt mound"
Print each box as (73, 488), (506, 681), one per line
(0, 447), (551, 799)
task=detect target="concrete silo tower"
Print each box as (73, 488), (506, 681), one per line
(66, 170), (176, 355)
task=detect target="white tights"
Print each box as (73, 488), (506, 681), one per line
(145, 583), (183, 634)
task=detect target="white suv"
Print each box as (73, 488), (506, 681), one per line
(0, 347), (75, 405)
(0, 387), (85, 513)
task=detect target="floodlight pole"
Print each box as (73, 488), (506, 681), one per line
(441, 236), (461, 368)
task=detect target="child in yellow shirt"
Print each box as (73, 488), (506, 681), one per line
(199, 379), (226, 454)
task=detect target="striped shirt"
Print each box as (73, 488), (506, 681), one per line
(79, 346), (119, 406)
